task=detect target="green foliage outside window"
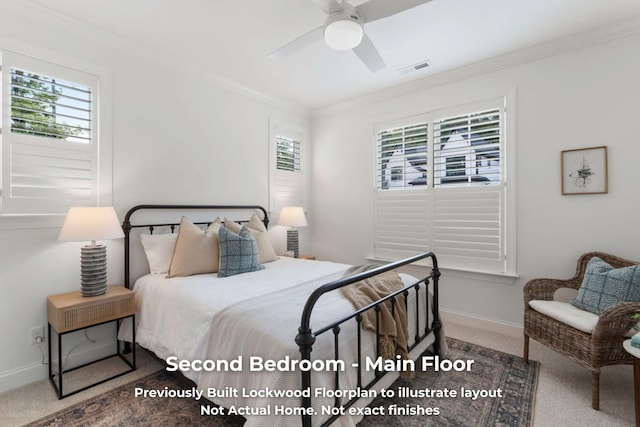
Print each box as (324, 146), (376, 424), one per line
(10, 69), (84, 140)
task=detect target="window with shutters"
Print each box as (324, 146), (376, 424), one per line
(377, 123), (427, 189)
(269, 123), (306, 218)
(0, 50), (108, 218)
(276, 135), (300, 173)
(374, 96), (515, 275)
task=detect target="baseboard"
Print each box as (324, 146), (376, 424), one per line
(441, 309), (523, 339)
(0, 360), (49, 394)
(0, 341), (116, 394)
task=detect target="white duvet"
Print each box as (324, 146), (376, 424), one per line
(121, 257), (350, 375)
(121, 256), (436, 427)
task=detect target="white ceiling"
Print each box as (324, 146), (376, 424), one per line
(25, 0), (640, 110)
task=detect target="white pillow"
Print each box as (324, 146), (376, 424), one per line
(140, 233), (178, 275)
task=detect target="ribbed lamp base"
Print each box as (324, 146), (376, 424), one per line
(80, 244), (107, 297)
(286, 229), (299, 258)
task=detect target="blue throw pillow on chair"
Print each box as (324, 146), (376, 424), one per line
(571, 257), (640, 314)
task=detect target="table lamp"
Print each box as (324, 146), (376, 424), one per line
(277, 206), (307, 258)
(59, 206), (124, 296)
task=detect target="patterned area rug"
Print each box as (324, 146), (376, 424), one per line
(26, 338), (538, 427)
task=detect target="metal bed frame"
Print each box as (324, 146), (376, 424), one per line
(121, 204), (441, 427)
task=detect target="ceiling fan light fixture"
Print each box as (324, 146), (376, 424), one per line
(324, 17), (363, 51)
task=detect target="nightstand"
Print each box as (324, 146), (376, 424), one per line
(299, 254), (316, 260)
(47, 285), (136, 399)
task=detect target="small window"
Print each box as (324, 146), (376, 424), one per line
(10, 67), (92, 142)
(433, 108), (501, 186)
(270, 124), (306, 217)
(276, 135), (300, 172)
(377, 123), (428, 190)
(1, 50), (101, 216)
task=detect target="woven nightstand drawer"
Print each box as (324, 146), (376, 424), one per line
(47, 285), (135, 333)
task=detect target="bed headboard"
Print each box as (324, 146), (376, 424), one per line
(122, 204), (270, 289)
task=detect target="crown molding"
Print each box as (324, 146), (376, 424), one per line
(9, 1), (310, 118)
(312, 15), (640, 118)
(8, 3), (640, 120)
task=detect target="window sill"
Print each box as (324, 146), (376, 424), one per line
(366, 256), (518, 286)
(438, 267), (518, 285)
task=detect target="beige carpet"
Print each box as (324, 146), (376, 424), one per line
(0, 349), (163, 427)
(0, 322), (635, 426)
(446, 322), (635, 426)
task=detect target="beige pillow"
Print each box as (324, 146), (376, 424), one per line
(168, 217), (222, 277)
(224, 214), (278, 263)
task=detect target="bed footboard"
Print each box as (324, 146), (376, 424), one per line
(296, 252), (440, 427)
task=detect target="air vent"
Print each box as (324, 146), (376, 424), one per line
(397, 60), (431, 75)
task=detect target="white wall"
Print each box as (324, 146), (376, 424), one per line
(2, 4), (639, 394)
(310, 33), (640, 328)
(0, 8), (310, 392)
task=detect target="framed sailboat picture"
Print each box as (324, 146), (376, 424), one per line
(561, 146), (608, 195)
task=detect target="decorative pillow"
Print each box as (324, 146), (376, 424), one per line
(167, 217), (222, 277)
(224, 214), (278, 263)
(218, 226), (264, 278)
(571, 257), (640, 314)
(140, 233), (178, 275)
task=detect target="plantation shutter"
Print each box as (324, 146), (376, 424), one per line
(373, 99), (508, 274)
(432, 186), (504, 272)
(1, 51), (98, 215)
(431, 104), (505, 272)
(374, 119), (429, 259)
(376, 123), (428, 190)
(270, 125), (305, 217)
(374, 188), (430, 260)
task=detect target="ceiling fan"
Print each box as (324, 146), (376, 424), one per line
(269, 0), (432, 73)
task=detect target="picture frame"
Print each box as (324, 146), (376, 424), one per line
(561, 146), (608, 195)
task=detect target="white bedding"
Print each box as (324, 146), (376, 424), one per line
(121, 256), (437, 427)
(121, 257), (350, 375)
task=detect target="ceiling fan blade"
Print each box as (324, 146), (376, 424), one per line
(356, 0), (432, 23)
(312, 0), (344, 14)
(352, 32), (385, 73)
(269, 26), (324, 59)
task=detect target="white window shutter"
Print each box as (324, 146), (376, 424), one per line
(376, 122), (428, 190)
(432, 186), (505, 272)
(1, 51), (98, 215)
(269, 124), (305, 218)
(434, 108), (501, 187)
(272, 169), (304, 214)
(373, 98), (509, 274)
(4, 137), (96, 214)
(374, 188), (430, 260)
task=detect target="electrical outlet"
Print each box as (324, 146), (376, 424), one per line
(29, 326), (45, 345)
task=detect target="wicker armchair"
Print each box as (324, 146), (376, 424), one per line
(523, 251), (640, 410)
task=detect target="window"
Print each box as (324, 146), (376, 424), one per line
(269, 123), (306, 217)
(434, 108), (501, 186)
(377, 123), (427, 189)
(276, 135), (300, 172)
(374, 97), (514, 275)
(1, 50), (104, 217)
(10, 68), (92, 142)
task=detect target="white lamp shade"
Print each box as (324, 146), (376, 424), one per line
(278, 206), (307, 227)
(59, 206), (124, 242)
(324, 19), (363, 50)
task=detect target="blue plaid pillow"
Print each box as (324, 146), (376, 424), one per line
(571, 257), (640, 314)
(218, 225), (264, 278)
